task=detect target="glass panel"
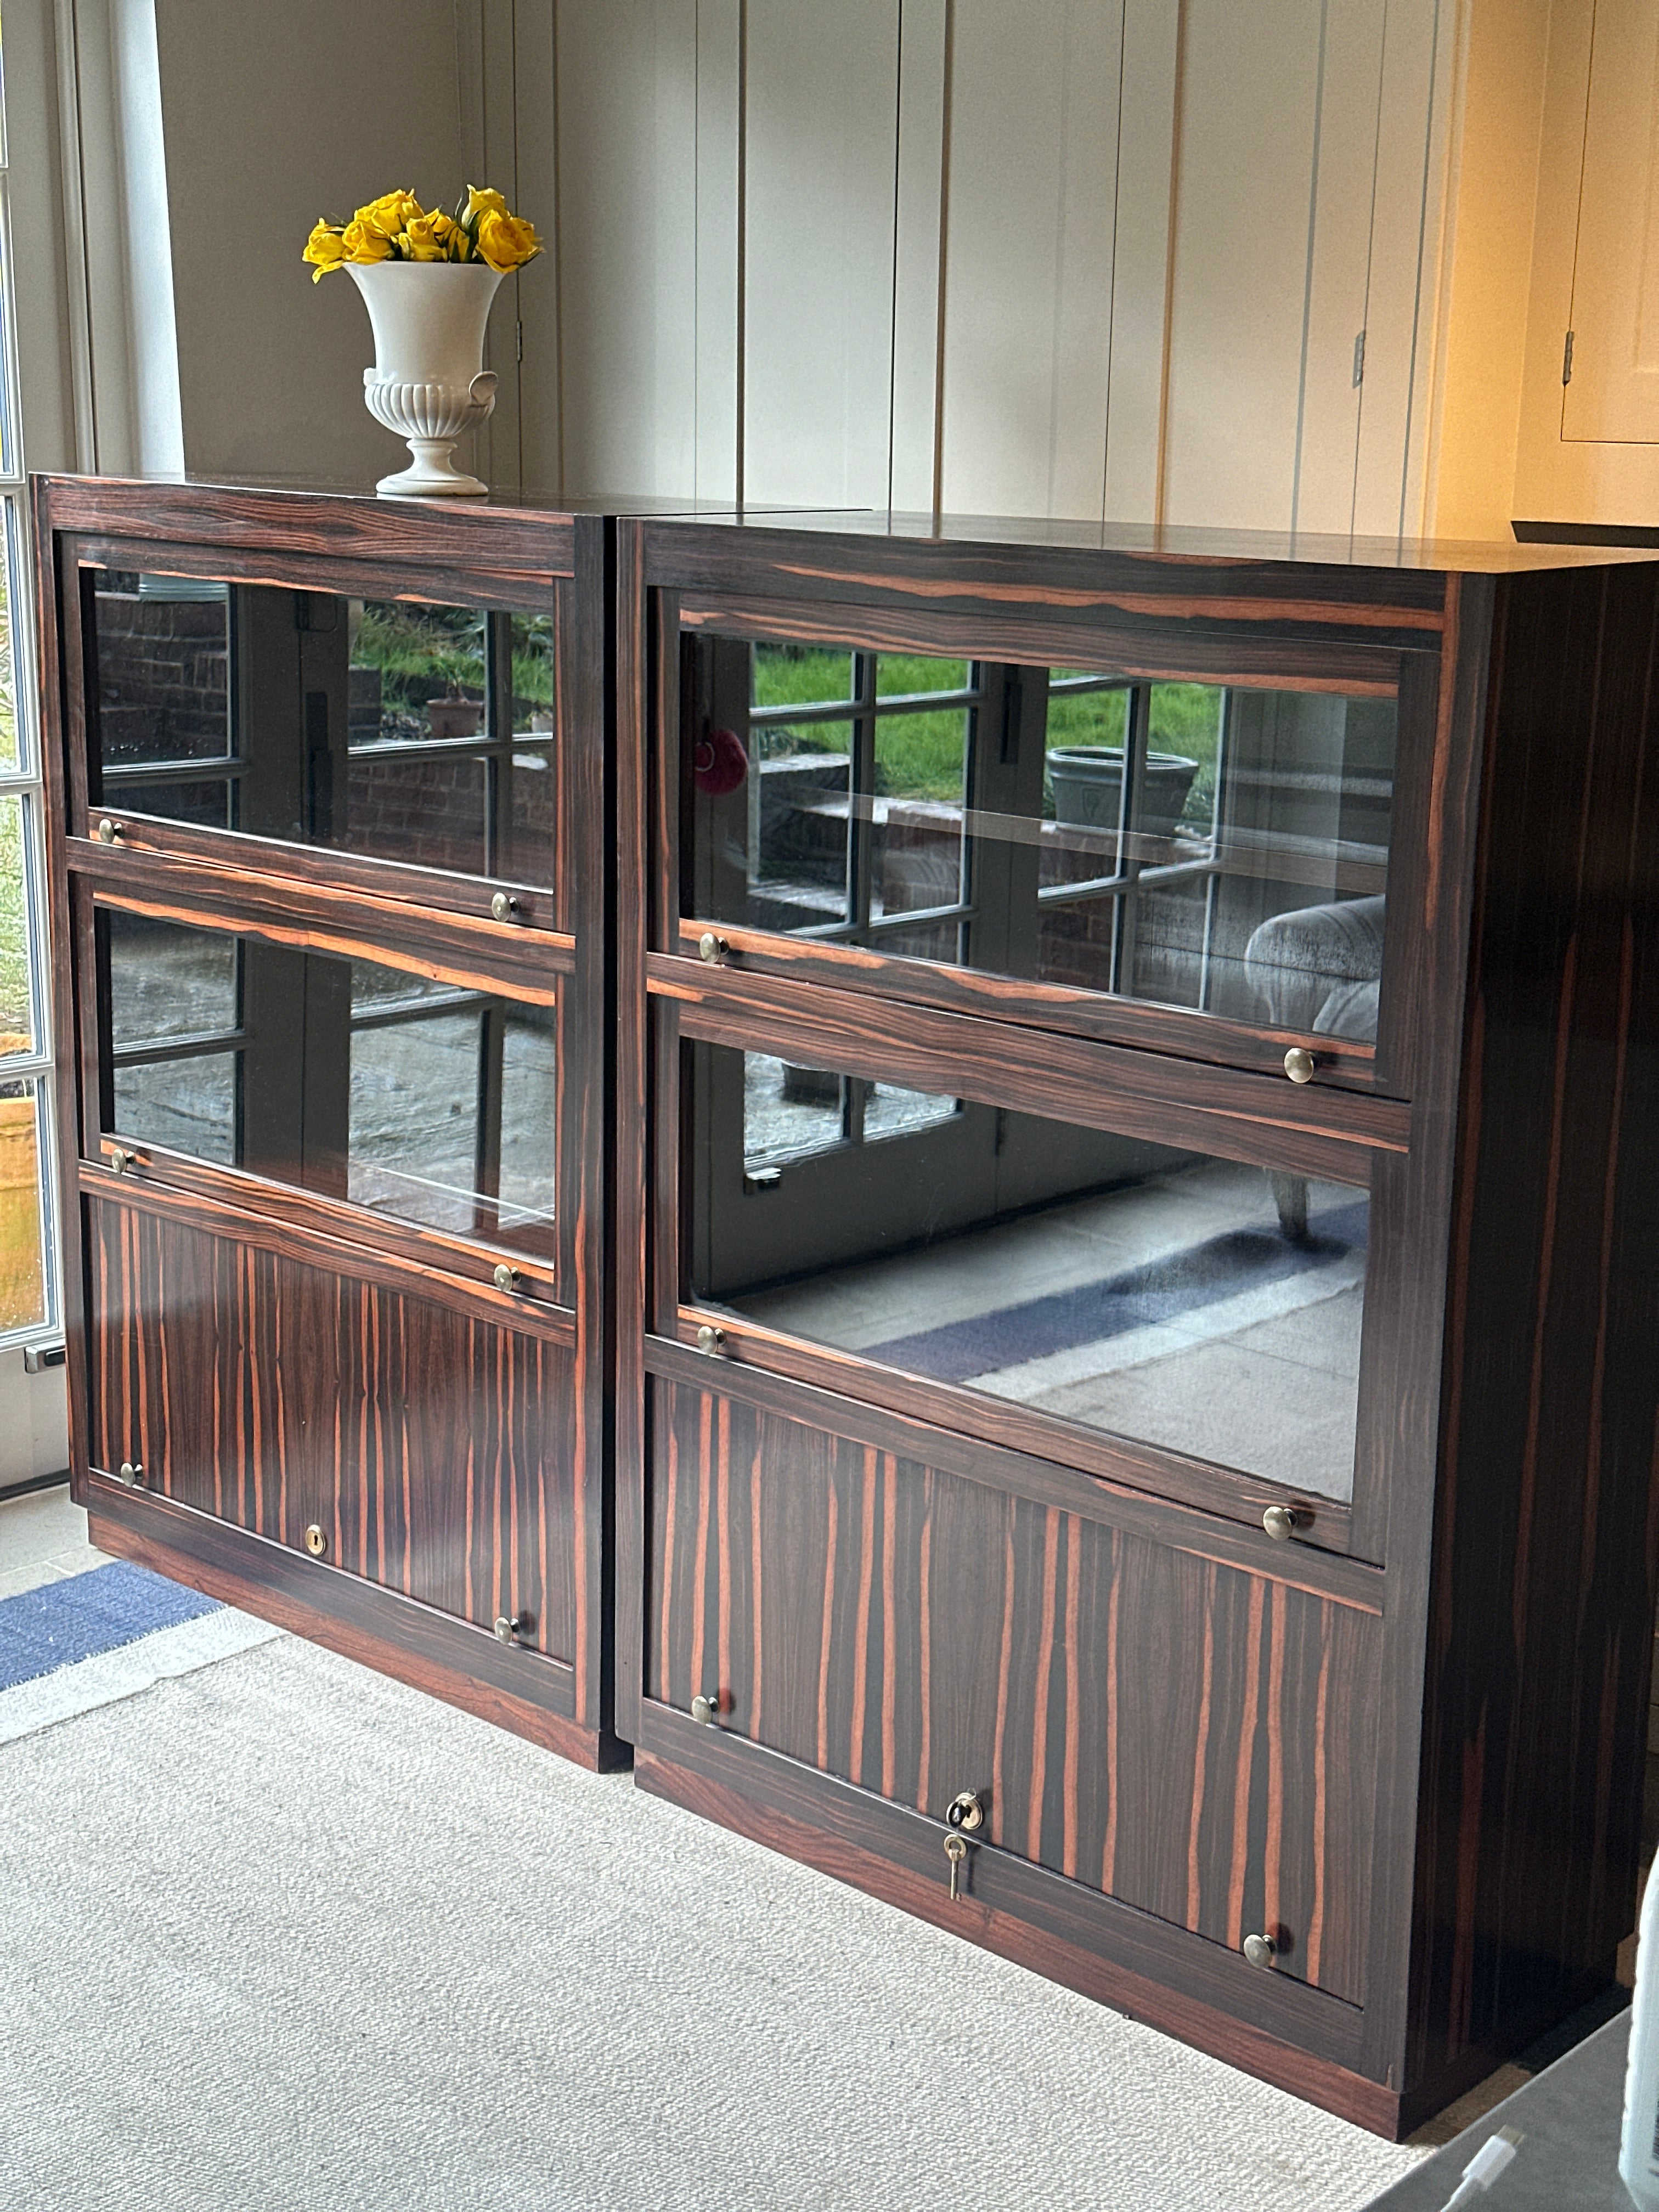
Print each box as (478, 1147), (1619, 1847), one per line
(87, 575), (560, 889)
(691, 639), (1397, 1042)
(692, 1045), (1367, 1502)
(108, 913), (238, 1046)
(0, 1079), (44, 1331)
(0, 793), (30, 1052)
(114, 1054), (238, 1164)
(744, 1052), (844, 1167)
(101, 915), (556, 1259)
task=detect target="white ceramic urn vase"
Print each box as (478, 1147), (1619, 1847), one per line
(348, 261), (505, 496)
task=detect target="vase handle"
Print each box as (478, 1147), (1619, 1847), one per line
(469, 371), (499, 408)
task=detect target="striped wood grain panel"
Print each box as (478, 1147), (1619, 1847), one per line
(86, 1195), (578, 1662)
(648, 1378), (1377, 2004)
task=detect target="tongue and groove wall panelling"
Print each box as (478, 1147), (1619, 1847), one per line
(1101, 0), (1182, 524)
(933, 1), (1122, 523)
(741, 1), (900, 510)
(544, 0), (700, 500)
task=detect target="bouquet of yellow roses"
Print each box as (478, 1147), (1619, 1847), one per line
(304, 187), (541, 281)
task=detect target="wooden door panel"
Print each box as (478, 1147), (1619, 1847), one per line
(648, 1376), (1377, 2003)
(85, 1194), (578, 1661)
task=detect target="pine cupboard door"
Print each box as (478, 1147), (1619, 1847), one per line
(642, 1371), (1381, 2008)
(82, 1188), (582, 1674)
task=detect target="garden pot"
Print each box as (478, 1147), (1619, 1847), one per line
(1047, 746), (1200, 835)
(349, 261), (504, 497)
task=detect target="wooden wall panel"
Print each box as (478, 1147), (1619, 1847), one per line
(647, 1379), (1379, 2004)
(743, 0), (900, 509)
(936, 0), (1122, 522)
(551, 0), (699, 499)
(889, 0), (949, 514)
(84, 1195), (580, 1662)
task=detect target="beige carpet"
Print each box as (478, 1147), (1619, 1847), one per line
(0, 1634), (1425, 2210)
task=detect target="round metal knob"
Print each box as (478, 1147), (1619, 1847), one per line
(691, 1693), (720, 1725)
(304, 1524), (328, 1557)
(490, 891), (521, 922)
(116, 1460), (143, 1488)
(492, 1263), (521, 1294)
(1262, 1504), (1299, 1543)
(95, 819), (123, 845)
(107, 1147), (135, 1176)
(494, 1613), (523, 1645)
(1243, 1932), (1278, 1969)
(695, 1324), (726, 1356)
(1283, 1047), (1317, 1085)
(698, 932), (729, 966)
(946, 1790), (985, 1833)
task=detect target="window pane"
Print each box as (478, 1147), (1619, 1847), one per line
(92, 572), (231, 766)
(351, 600), (486, 745)
(0, 1079), (46, 1333)
(0, 792), (31, 1051)
(875, 653), (967, 697)
(753, 644), (851, 710)
(0, 499), (19, 774)
(873, 709), (967, 917)
(693, 1043), (1367, 1502)
(108, 913), (238, 1047)
(747, 717), (852, 931)
(100, 915), (556, 1259)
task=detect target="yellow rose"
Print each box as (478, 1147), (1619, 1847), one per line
(358, 188), (424, 240)
(340, 216), (393, 266)
(302, 220), (346, 281)
(401, 212), (450, 262)
(475, 208), (543, 272)
(464, 185), (510, 226)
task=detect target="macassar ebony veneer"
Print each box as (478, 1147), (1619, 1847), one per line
(35, 475), (622, 1768)
(614, 512), (1659, 2136)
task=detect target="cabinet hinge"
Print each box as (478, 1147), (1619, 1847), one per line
(1352, 329), (1367, 389)
(1562, 329), (1575, 386)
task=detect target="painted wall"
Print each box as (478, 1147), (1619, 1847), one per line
(495, 0), (1458, 537)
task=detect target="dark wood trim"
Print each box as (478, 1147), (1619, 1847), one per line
(668, 921), (1383, 1092)
(72, 811), (560, 937)
(83, 1494), (633, 1769)
(653, 956), (1410, 1176)
(73, 843), (572, 1004)
(634, 1736), (1401, 2135)
(81, 1138), (558, 1307)
(676, 591), (1408, 695)
(81, 1165), (577, 1346)
(645, 1339), (1378, 1607)
(40, 476), (576, 582)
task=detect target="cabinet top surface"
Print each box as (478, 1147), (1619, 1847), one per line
(32, 471), (1659, 577)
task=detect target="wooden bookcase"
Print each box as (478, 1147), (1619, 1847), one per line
(34, 475), (621, 1768)
(615, 513), (1659, 2136)
(32, 477), (1659, 2136)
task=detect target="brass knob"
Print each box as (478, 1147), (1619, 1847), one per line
(492, 1263), (521, 1294)
(115, 1460), (144, 1487)
(1262, 1504), (1300, 1543)
(107, 1147), (136, 1175)
(698, 932), (728, 965)
(494, 1613), (524, 1645)
(946, 1790), (985, 1833)
(1283, 1047), (1317, 1085)
(490, 891), (521, 922)
(1243, 1932), (1278, 1969)
(695, 1324), (726, 1356)
(691, 1692), (720, 1725)
(95, 818), (123, 845)
(304, 1524), (328, 1557)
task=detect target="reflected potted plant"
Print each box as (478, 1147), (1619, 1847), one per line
(303, 187), (543, 498)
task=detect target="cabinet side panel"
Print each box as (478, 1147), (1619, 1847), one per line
(648, 1377), (1378, 2004)
(1411, 562), (1659, 2090)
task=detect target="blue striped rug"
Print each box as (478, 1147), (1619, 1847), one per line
(0, 1562), (222, 1693)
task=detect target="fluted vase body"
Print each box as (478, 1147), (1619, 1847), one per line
(348, 261), (504, 496)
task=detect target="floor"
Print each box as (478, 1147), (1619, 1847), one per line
(0, 1478), (1646, 2160)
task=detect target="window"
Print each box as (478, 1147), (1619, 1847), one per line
(0, 40), (59, 1342)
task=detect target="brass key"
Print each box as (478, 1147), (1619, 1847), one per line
(944, 1831), (967, 1903)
